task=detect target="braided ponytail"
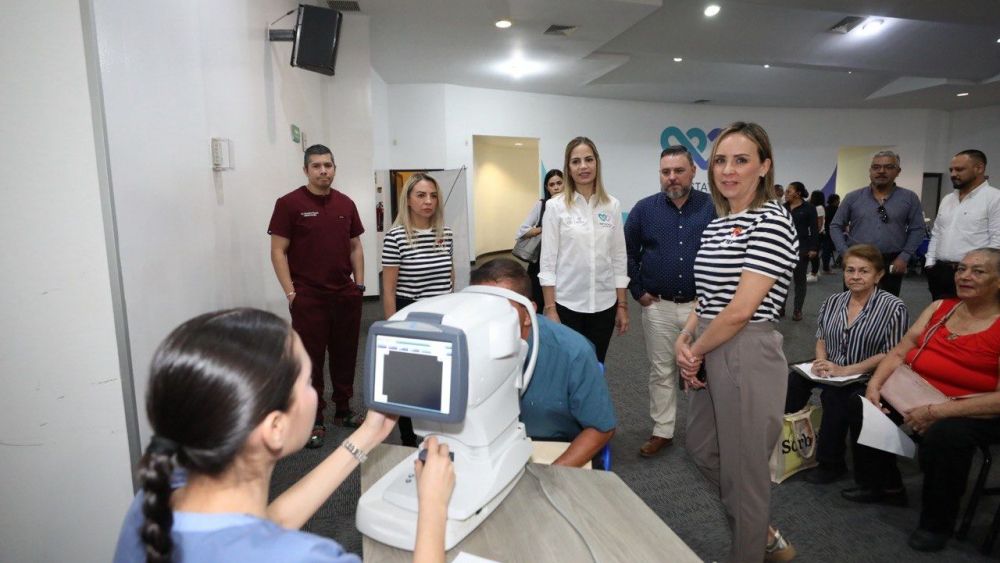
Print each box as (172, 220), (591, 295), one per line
(138, 441), (176, 563)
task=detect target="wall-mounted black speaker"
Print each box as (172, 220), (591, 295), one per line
(291, 4), (343, 76)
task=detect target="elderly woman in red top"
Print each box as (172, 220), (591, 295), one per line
(843, 247), (1000, 552)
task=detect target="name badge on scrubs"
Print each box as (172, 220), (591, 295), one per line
(596, 212), (613, 228)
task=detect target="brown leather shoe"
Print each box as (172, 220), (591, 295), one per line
(639, 436), (673, 457)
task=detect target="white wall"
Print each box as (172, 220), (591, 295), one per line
(388, 84), (955, 214)
(948, 105), (1000, 175)
(0, 2), (133, 561)
(472, 140), (540, 256)
(92, 0), (377, 446)
(372, 69), (392, 171)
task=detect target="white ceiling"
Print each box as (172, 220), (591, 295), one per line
(357, 0), (1000, 110)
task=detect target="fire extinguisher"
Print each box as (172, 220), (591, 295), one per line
(376, 201), (384, 232)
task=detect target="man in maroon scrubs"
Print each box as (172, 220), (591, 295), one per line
(268, 144), (366, 448)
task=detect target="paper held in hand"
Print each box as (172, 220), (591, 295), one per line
(858, 397), (916, 458)
(792, 362), (866, 386)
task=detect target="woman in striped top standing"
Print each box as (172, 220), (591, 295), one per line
(381, 173), (454, 446)
(675, 122), (800, 563)
(784, 244), (908, 485)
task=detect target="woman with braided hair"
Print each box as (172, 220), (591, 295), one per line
(113, 308), (454, 562)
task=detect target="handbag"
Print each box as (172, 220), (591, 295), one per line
(512, 234), (542, 263)
(512, 200), (544, 263)
(880, 303), (957, 413)
(769, 405), (823, 483)
(880, 364), (948, 413)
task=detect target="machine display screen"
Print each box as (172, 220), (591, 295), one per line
(372, 334), (453, 415)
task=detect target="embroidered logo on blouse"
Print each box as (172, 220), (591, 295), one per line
(596, 212), (613, 228)
(301, 211), (319, 217)
(720, 225), (745, 247)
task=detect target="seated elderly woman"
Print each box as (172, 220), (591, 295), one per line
(843, 247), (1000, 552)
(784, 245), (908, 484)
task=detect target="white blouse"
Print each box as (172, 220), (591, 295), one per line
(538, 191), (629, 313)
(515, 200), (544, 240)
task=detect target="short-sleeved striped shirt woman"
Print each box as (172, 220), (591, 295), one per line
(381, 226), (454, 299)
(694, 200), (799, 322)
(815, 289), (908, 368)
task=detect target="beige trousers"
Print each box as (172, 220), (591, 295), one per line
(641, 299), (694, 438)
(686, 318), (787, 563)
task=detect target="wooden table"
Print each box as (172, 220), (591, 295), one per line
(361, 444), (701, 562)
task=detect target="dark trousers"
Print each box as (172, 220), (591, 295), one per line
(785, 373), (865, 469)
(926, 262), (958, 301)
(919, 417), (1000, 533)
(848, 395), (904, 490)
(820, 233), (835, 272)
(878, 252), (903, 296)
(784, 253), (809, 315)
(527, 260), (544, 312)
(556, 303), (616, 364)
(394, 295), (420, 446)
(291, 290), (363, 425)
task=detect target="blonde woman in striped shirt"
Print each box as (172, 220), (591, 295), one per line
(381, 173), (454, 446)
(675, 122), (799, 562)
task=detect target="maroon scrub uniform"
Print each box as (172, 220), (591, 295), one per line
(268, 186), (364, 424)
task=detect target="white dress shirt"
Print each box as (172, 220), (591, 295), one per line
(538, 191), (629, 313)
(926, 181), (1000, 266)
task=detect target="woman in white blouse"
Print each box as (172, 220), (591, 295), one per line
(516, 169), (564, 309)
(538, 137), (629, 364)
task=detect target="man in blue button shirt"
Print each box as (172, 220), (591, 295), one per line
(829, 150), (926, 297)
(625, 146), (716, 458)
(471, 259), (616, 468)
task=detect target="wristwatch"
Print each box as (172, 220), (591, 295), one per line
(356, 284), (366, 292)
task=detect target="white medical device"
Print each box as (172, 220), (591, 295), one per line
(355, 286), (538, 550)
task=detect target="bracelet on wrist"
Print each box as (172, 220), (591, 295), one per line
(544, 304), (557, 311)
(286, 290), (296, 297)
(341, 439), (368, 463)
(679, 329), (694, 340)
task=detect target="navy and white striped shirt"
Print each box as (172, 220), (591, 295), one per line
(694, 200), (799, 322)
(815, 289), (908, 369)
(381, 226), (454, 299)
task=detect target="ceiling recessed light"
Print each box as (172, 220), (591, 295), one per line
(763, 64), (770, 69)
(704, 5), (721, 17)
(495, 53), (545, 80)
(673, 57), (683, 62)
(848, 71), (853, 74)
(996, 37), (1000, 43)
(514, 142), (523, 146)
(957, 92), (970, 97)
(858, 18), (884, 36)
(495, 19), (512, 29)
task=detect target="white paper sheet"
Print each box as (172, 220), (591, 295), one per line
(857, 396), (916, 458)
(453, 553), (501, 563)
(792, 362), (866, 385)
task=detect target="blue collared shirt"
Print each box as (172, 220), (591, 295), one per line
(829, 185), (925, 261)
(625, 189), (716, 301)
(521, 315), (616, 441)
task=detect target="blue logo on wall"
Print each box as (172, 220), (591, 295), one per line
(660, 126), (722, 170)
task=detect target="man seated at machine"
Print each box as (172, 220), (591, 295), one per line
(470, 258), (616, 468)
